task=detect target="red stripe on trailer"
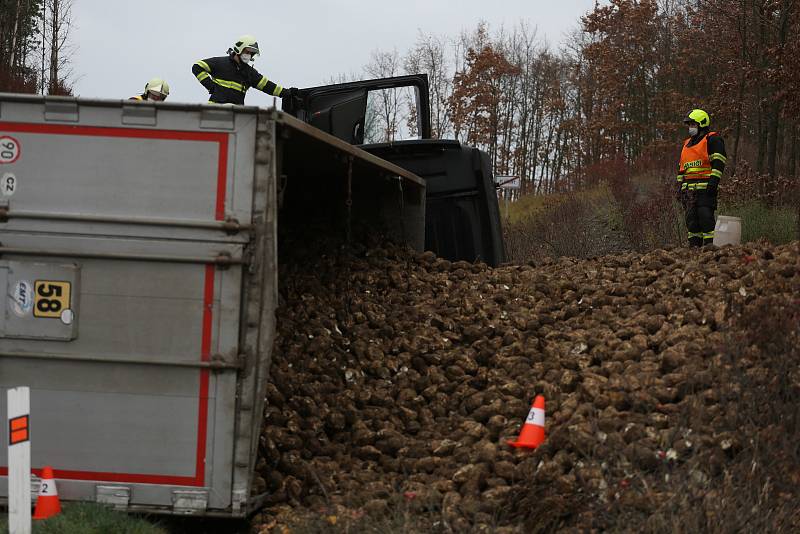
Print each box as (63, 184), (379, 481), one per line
(195, 264), (216, 485)
(0, 121), (227, 487)
(215, 137), (229, 221)
(0, 121), (229, 144)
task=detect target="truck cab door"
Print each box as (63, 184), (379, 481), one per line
(282, 74), (505, 266)
(282, 75), (432, 144)
(284, 88), (368, 144)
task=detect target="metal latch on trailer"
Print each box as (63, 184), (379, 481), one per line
(172, 490), (209, 514)
(96, 485), (131, 510)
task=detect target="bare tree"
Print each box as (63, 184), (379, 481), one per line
(404, 31), (454, 139)
(7, 0), (24, 68)
(41, 0), (74, 95)
(325, 72), (363, 85)
(364, 49), (403, 142)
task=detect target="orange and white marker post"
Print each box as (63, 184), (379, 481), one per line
(7, 386), (32, 534)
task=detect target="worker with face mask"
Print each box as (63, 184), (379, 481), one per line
(192, 34), (298, 105)
(676, 109), (727, 247)
(130, 78), (170, 101)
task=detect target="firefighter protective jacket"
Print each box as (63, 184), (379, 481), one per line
(192, 55), (285, 105)
(677, 131), (726, 192)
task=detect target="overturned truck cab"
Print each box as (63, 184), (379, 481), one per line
(283, 74), (505, 267)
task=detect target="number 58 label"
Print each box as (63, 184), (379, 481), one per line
(34, 280), (71, 318)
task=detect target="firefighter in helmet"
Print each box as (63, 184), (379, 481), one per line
(192, 34), (298, 105)
(130, 78), (170, 101)
(677, 109), (727, 247)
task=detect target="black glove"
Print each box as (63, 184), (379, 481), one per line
(707, 176), (720, 196)
(282, 87), (299, 99)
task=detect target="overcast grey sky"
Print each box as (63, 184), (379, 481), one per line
(71, 0), (596, 105)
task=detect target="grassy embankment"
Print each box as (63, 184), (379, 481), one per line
(503, 177), (798, 262)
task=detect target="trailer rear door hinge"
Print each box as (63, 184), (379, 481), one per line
(231, 488), (247, 514)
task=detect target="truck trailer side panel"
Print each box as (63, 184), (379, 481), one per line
(0, 95), (425, 515)
(0, 99), (255, 513)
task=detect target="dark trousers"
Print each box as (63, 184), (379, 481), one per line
(683, 190), (716, 247)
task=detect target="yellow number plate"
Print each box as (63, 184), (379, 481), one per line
(33, 280), (71, 318)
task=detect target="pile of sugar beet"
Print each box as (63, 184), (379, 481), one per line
(252, 239), (800, 533)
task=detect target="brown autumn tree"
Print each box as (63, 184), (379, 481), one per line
(449, 29), (521, 171)
(358, 3), (798, 206)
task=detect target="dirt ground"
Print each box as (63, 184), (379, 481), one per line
(251, 239), (800, 533)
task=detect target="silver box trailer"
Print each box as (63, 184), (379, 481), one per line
(0, 94), (425, 516)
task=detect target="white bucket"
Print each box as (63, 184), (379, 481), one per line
(713, 215), (742, 246)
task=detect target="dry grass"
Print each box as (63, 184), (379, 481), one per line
(503, 169), (796, 264)
(502, 179), (683, 263)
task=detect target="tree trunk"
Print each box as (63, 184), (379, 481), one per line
(767, 0), (791, 181)
(731, 0), (748, 173)
(48, 0), (60, 94)
(766, 100), (780, 180)
(792, 126), (799, 240)
(39, 11), (46, 95)
(9, 0), (23, 68)
(756, 106), (766, 175)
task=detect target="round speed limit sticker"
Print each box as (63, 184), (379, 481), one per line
(0, 136), (21, 164)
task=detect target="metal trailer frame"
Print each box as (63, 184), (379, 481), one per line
(0, 94), (425, 516)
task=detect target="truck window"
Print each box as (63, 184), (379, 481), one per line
(364, 86), (423, 144)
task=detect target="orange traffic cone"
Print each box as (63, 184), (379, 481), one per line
(33, 466), (62, 520)
(508, 395), (546, 449)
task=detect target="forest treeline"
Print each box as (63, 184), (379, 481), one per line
(1, 0), (74, 95)
(3, 0), (798, 200)
(361, 0), (799, 197)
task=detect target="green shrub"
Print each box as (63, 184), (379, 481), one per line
(718, 200), (798, 245)
(504, 191), (550, 223)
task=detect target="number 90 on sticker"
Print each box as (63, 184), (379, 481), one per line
(0, 135), (21, 164)
(34, 280), (71, 318)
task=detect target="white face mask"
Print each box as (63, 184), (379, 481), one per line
(240, 53), (252, 64)
(688, 126), (698, 137)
